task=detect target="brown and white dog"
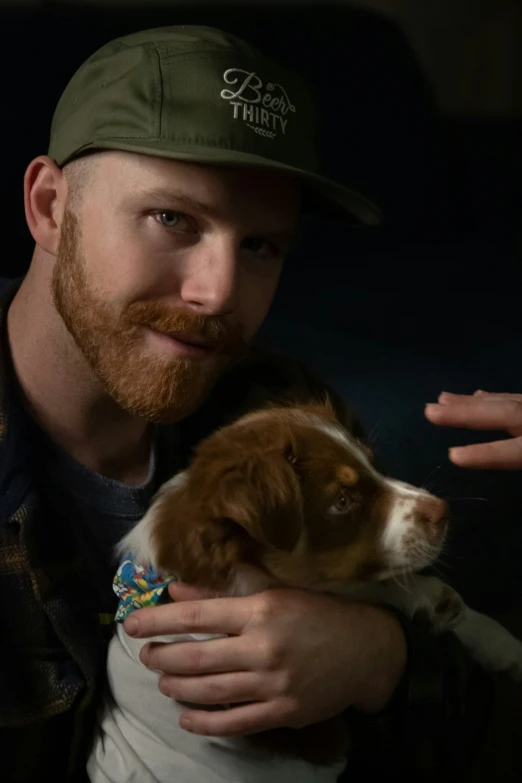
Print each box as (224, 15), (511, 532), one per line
(126, 399), (449, 593)
(88, 399), (522, 783)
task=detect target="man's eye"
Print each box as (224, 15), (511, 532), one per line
(156, 211), (184, 229)
(241, 237), (269, 254)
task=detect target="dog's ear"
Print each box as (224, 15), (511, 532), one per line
(123, 433), (304, 591)
(130, 474), (248, 591)
(213, 437), (304, 553)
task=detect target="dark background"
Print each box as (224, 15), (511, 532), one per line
(1, 1), (522, 612)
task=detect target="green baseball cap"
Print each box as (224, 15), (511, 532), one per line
(48, 25), (381, 225)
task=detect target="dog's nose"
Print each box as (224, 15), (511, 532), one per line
(417, 496), (449, 537)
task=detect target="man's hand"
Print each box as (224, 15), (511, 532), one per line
(124, 583), (406, 737)
(425, 390), (522, 469)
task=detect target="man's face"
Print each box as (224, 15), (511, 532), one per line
(52, 152), (300, 422)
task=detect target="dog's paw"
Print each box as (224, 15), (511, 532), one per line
(454, 608), (522, 679)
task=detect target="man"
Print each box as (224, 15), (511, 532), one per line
(0, 24), (514, 782)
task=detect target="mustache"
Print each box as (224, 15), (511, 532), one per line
(124, 300), (246, 353)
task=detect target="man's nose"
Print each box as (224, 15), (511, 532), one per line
(180, 237), (240, 316)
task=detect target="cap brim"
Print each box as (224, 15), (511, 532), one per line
(63, 139), (382, 226)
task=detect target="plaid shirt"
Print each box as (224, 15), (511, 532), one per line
(0, 278), (108, 780)
(0, 276), (512, 782)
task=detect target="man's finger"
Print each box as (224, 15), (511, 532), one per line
(425, 398), (522, 431)
(141, 636), (255, 675)
(158, 671), (264, 705)
(440, 390), (522, 404)
(438, 390), (522, 400)
(449, 437), (522, 470)
(179, 700), (287, 737)
(123, 595), (254, 638)
(473, 390), (522, 401)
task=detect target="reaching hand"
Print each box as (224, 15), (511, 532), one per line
(425, 390), (522, 469)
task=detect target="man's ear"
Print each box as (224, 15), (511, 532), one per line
(212, 441), (304, 552)
(24, 155), (67, 255)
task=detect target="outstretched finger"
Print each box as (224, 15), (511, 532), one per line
(425, 398), (522, 431)
(449, 437), (522, 470)
(473, 390), (522, 401)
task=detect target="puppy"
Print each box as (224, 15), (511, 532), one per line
(88, 400), (522, 783)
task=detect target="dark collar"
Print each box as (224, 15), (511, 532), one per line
(0, 277), (35, 524)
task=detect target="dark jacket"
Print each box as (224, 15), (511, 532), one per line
(0, 276), (512, 782)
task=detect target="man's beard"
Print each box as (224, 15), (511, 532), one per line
(52, 208), (246, 423)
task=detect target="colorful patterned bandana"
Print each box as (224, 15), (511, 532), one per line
(113, 556), (176, 623)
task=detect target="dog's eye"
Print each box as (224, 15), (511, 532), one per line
(330, 490), (352, 515)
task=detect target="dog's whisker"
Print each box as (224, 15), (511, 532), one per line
(446, 496), (490, 504)
(366, 419), (383, 446)
(391, 572), (414, 595)
(420, 464), (442, 490)
(428, 561), (448, 580)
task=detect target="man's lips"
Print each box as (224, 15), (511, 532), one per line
(164, 331), (217, 350)
(145, 327), (218, 359)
